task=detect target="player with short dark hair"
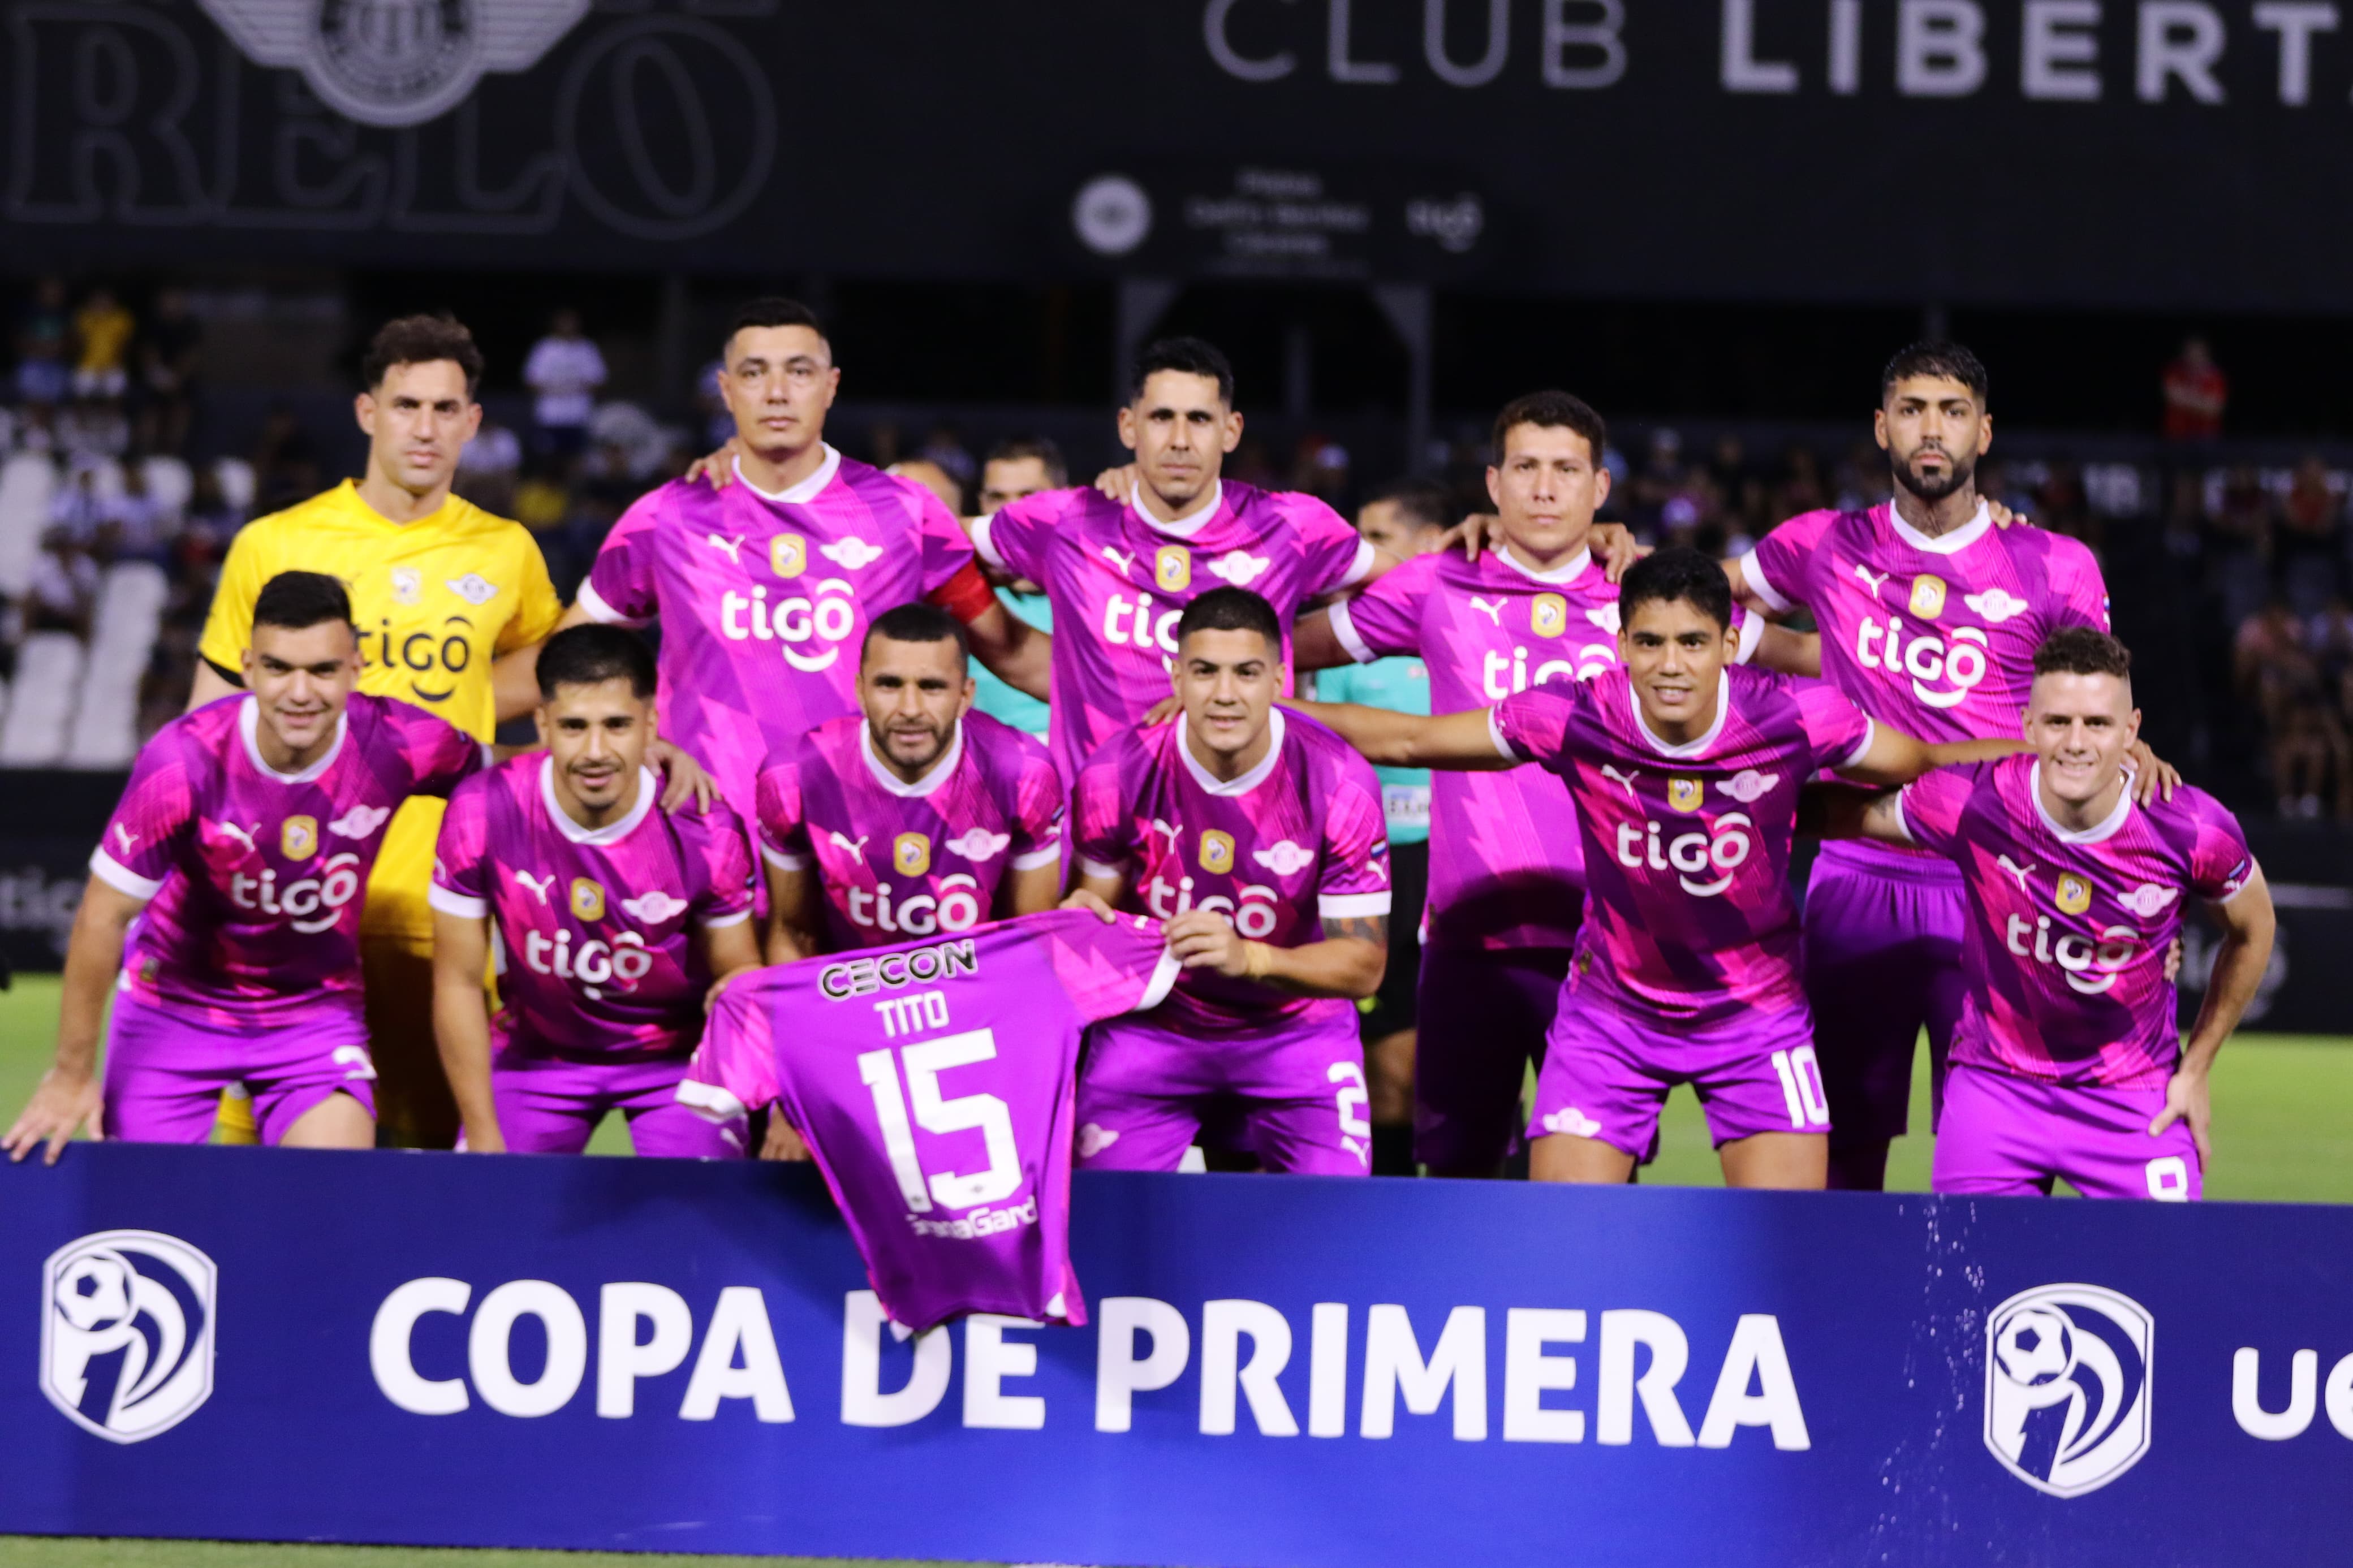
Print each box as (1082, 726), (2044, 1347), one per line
(1815, 628), (2273, 1200)
(1068, 587), (1391, 1175)
(428, 624), (762, 1158)
(968, 437), (1069, 736)
(6, 572), (488, 1161)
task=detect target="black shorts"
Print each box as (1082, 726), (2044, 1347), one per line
(1358, 836), (1427, 1040)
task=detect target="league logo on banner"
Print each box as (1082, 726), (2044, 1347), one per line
(1984, 1282), (2154, 1498)
(40, 1230), (218, 1445)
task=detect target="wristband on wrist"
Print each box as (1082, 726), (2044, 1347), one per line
(1242, 940), (1273, 980)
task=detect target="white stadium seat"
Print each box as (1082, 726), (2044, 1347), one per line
(65, 561), (170, 768)
(214, 457), (256, 515)
(0, 632), (87, 767)
(142, 455), (194, 520)
(0, 454), (58, 598)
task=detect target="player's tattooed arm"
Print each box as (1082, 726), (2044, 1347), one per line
(3, 874), (143, 1165)
(2157, 865), (2277, 1161)
(430, 910), (506, 1155)
(1164, 910), (1387, 999)
(1281, 700), (1521, 771)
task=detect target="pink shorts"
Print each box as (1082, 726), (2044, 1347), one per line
(1075, 1006), (1371, 1176)
(1933, 1062), (2201, 1200)
(1528, 994), (1829, 1159)
(488, 1051), (746, 1159)
(103, 988), (376, 1145)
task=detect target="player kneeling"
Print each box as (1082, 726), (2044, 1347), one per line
(1816, 628), (2273, 1199)
(1068, 587), (1391, 1175)
(429, 625), (761, 1157)
(1304, 548), (2016, 1188)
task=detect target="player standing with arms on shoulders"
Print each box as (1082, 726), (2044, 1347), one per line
(7, 573), (486, 1161)
(1815, 629), (2272, 1200)
(1069, 588), (1391, 1176)
(964, 437), (1066, 738)
(1723, 342), (2174, 1191)
(1303, 550), (2018, 1188)
(429, 626), (762, 1159)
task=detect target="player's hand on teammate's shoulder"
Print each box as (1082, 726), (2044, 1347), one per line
(1440, 512), (1494, 561)
(650, 740), (719, 814)
(1589, 522), (1645, 582)
(5, 1068), (103, 1166)
(1165, 910), (1253, 977)
(1142, 694), (1182, 727)
(1986, 499), (2029, 529)
(684, 436), (748, 490)
(761, 1115), (811, 1162)
(1061, 888), (1119, 923)
(1094, 463), (1138, 503)
(2127, 740), (2180, 804)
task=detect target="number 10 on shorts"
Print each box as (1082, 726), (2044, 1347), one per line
(1770, 1047), (1830, 1130)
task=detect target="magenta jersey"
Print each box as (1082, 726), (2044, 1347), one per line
(756, 711), (1065, 951)
(1072, 707), (1392, 1039)
(1494, 666), (1876, 1025)
(1895, 757), (2256, 1088)
(1740, 501), (2108, 744)
(429, 757), (756, 1062)
(579, 446), (975, 818)
(679, 909), (1180, 1333)
(974, 480), (1376, 781)
(92, 694), (484, 1025)
(1331, 543), (1764, 951)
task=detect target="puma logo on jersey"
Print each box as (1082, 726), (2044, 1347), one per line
(111, 823), (138, 853)
(1100, 546), (1137, 578)
(212, 821), (257, 853)
(512, 869), (556, 904)
(1469, 596), (1507, 625)
(829, 831), (872, 858)
(1600, 764), (1640, 797)
(1853, 564), (1890, 599)
(329, 804), (390, 839)
(1997, 855), (2037, 892)
(1149, 818), (1183, 855)
(704, 533), (746, 564)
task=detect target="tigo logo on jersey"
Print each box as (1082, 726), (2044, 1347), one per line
(1668, 777), (1703, 813)
(1155, 546), (1191, 592)
(570, 878), (606, 922)
(1532, 594), (1568, 638)
(895, 833), (933, 877)
(280, 816), (317, 860)
(1199, 829), (1235, 874)
(1908, 574), (1947, 619)
(772, 536), (807, 578)
(41, 1230), (217, 1444)
(2057, 874), (2093, 915)
(1984, 1283), (2153, 1498)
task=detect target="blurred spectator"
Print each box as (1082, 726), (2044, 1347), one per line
(2209, 465), (2274, 629)
(58, 396), (129, 460)
(71, 286), (134, 400)
(251, 403), (319, 512)
(1630, 427), (1684, 533)
(512, 456), (571, 534)
(523, 308), (606, 457)
(2162, 335), (2227, 443)
(588, 400), (669, 480)
(1707, 434), (1764, 535)
(26, 526), (98, 639)
(14, 277), (71, 408)
(1832, 440), (1889, 512)
(2313, 594), (2353, 722)
(1770, 443), (1826, 520)
(136, 287), (202, 456)
(918, 423), (976, 489)
(2032, 461), (2096, 549)
(887, 459), (964, 516)
(1226, 436), (1279, 489)
(456, 414), (524, 518)
(1288, 435), (1350, 509)
(695, 360), (735, 450)
(100, 462), (168, 564)
(2277, 455), (2343, 616)
(865, 420), (905, 469)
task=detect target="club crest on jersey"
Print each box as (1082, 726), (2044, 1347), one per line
(894, 832), (932, 876)
(1908, 574), (1948, 619)
(391, 567), (422, 606)
(771, 535), (807, 578)
(2057, 874), (2093, 915)
(1668, 777), (1704, 813)
(445, 573), (498, 606)
(1532, 593), (1568, 638)
(1155, 546), (1192, 592)
(1199, 828), (1235, 874)
(279, 816), (317, 861)
(570, 878), (606, 922)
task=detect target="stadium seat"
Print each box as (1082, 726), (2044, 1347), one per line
(214, 457), (256, 515)
(65, 562), (170, 768)
(0, 632), (87, 767)
(0, 453), (57, 598)
(142, 455), (194, 521)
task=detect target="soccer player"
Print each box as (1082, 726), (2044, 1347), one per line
(1290, 392), (1815, 1178)
(969, 337), (1390, 784)
(966, 437), (1066, 737)
(1816, 629), (2274, 1200)
(1302, 549), (2016, 1188)
(187, 315), (564, 1147)
(5, 573), (485, 1162)
(564, 297), (1050, 832)
(757, 602), (1065, 960)
(1722, 342), (2163, 1191)
(429, 625), (762, 1158)
(1069, 587), (1391, 1176)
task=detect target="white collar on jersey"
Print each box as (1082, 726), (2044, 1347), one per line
(538, 757), (660, 845)
(238, 696), (348, 784)
(1886, 498), (1993, 556)
(1135, 480), (1225, 539)
(1629, 669), (1731, 760)
(860, 718), (967, 798)
(732, 443), (841, 505)
(2029, 759), (2133, 844)
(1180, 705), (1286, 796)
(1493, 542), (1592, 585)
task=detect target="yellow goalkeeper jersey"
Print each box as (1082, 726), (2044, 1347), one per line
(197, 480), (563, 945)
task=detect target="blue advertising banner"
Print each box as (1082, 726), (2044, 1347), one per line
(2, 1143), (2349, 1566)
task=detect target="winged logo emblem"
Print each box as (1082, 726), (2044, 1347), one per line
(818, 538), (885, 571)
(945, 828), (1011, 861)
(620, 890), (689, 925)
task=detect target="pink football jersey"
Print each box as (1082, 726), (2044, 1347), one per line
(1896, 757), (2256, 1088)
(1331, 543), (1764, 951)
(93, 694), (484, 1025)
(579, 447), (975, 820)
(973, 481), (1376, 781)
(430, 757), (756, 1061)
(1071, 707), (1391, 1039)
(679, 909), (1180, 1332)
(1494, 667), (1874, 1024)
(756, 711), (1065, 951)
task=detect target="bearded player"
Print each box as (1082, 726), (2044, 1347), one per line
(1302, 551), (2018, 1188)
(1816, 629), (2273, 1200)
(1070, 588), (1391, 1176)
(7, 573), (485, 1161)
(429, 626), (762, 1158)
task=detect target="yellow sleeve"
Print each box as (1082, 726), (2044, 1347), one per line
(197, 522), (274, 675)
(498, 532), (564, 654)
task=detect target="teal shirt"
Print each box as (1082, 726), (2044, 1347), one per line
(969, 589), (1053, 737)
(1314, 658), (1431, 845)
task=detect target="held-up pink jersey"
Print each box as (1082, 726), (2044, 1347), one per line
(679, 910), (1180, 1333)
(92, 694), (484, 1026)
(429, 758), (756, 1061)
(974, 481), (1376, 781)
(1072, 708), (1391, 1039)
(579, 446), (975, 819)
(1331, 545), (1763, 952)
(1494, 667), (1876, 1025)
(755, 712), (1065, 952)
(1895, 757), (2256, 1088)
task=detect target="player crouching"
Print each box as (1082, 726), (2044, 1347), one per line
(429, 625), (762, 1157)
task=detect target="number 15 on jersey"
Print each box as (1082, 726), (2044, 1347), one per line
(858, 1030), (1023, 1212)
